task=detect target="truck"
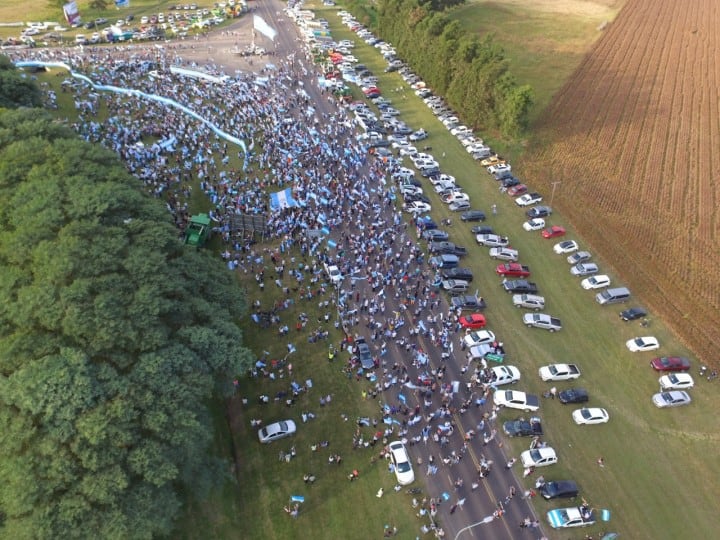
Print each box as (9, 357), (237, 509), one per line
(502, 279), (538, 294)
(496, 263), (530, 278)
(539, 364), (581, 381)
(184, 214), (212, 247)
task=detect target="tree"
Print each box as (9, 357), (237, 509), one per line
(0, 55), (41, 109)
(0, 109), (254, 539)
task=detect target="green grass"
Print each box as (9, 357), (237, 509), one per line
(448, 0), (622, 127)
(21, 3), (720, 540)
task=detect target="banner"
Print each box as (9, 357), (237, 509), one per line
(253, 14), (277, 41)
(270, 188), (299, 210)
(63, 1), (80, 25)
(115, 0), (129, 7)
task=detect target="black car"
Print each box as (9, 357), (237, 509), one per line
(441, 267), (474, 283)
(540, 480), (579, 500)
(354, 337), (375, 370)
(620, 306), (647, 321)
(422, 229), (449, 242)
(451, 295), (486, 311)
(558, 388), (589, 404)
(470, 225), (494, 235)
(429, 242), (467, 257)
(84, 21), (96, 29)
(460, 210), (486, 222)
(420, 167), (440, 178)
(502, 280), (539, 294)
(527, 206), (553, 219)
(500, 176), (521, 188)
(404, 193), (431, 204)
(503, 416), (543, 437)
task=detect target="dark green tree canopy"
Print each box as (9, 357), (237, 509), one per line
(0, 55), (42, 109)
(0, 108), (253, 538)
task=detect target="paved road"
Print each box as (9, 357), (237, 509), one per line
(188, 4), (546, 538)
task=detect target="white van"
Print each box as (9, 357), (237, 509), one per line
(596, 287), (631, 305)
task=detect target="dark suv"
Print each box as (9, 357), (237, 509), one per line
(540, 480), (579, 500)
(354, 337), (375, 370)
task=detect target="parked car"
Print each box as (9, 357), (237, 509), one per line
(540, 480), (579, 500)
(429, 241), (467, 256)
(650, 356), (691, 371)
(652, 390), (691, 408)
(659, 373), (694, 390)
(507, 184), (528, 196)
(516, 192), (543, 206)
(440, 267), (474, 282)
(463, 329), (496, 348)
(408, 129), (428, 141)
(547, 507), (595, 529)
(388, 440), (415, 485)
(423, 229), (449, 242)
(489, 247), (518, 261)
(449, 200), (471, 212)
(523, 218), (545, 231)
(572, 407), (609, 425)
(620, 306), (647, 321)
(570, 262), (599, 276)
(553, 240), (578, 254)
(542, 225), (566, 239)
(524, 313), (562, 332)
(489, 365), (521, 386)
(476, 234), (509, 247)
(460, 210), (486, 222)
(558, 388), (589, 404)
(355, 337), (375, 370)
(567, 251), (592, 265)
(429, 254), (460, 269)
(503, 416), (542, 437)
(581, 275), (611, 290)
(471, 225), (494, 235)
(527, 206), (552, 219)
(441, 279), (469, 295)
(496, 263), (531, 278)
(520, 447), (557, 468)
(258, 420), (297, 443)
(494, 390), (540, 412)
(451, 294), (486, 311)
(458, 313), (487, 329)
(539, 364), (581, 381)
(403, 201), (431, 214)
(626, 336), (660, 352)
(503, 280), (538, 294)
(480, 155), (505, 167)
(512, 294), (545, 310)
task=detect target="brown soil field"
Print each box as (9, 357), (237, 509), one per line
(521, 0), (720, 366)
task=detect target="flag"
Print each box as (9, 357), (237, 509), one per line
(115, 0), (129, 7)
(270, 188), (299, 210)
(253, 15), (277, 41)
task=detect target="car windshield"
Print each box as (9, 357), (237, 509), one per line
(635, 338), (645, 346)
(529, 449), (541, 461)
(396, 461), (411, 473)
(581, 409), (592, 419)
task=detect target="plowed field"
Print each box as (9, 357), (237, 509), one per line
(522, 0), (720, 365)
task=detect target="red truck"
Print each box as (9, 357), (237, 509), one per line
(496, 263), (531, 277)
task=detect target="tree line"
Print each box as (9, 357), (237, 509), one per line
(0, 58), (253, 538)
(352, 0), (533, 137)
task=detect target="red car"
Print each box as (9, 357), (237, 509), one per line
(496, 263), (531, 278)
(507, 184), (528, 196)
(542, 226), (566, 239)
(459, 313), (487, 329)
(650, 357), (691, 372)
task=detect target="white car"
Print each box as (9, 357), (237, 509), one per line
(489, 365), (521, 386)
(512, 294), (545, 310)
(520, 447), (557, 468)
(652, 390), (691, 408)
(539, 363), (581, 381)
(626, 336), (660, 352)
(399, 184), (423, 197)
(553, 240), (579, 254)
(463, 330), (496, 349)
(403, 201), (431, 214)
(489, 247), (519, 261)
(324, 264), (343, 285)
(547, 507), (595, 529)
(487, 163), (511, 175)
(572, 407), (609, 425)
(443, 192), (470, 205)
(493, 390), (540, 412)
(659, 373), (695, 390)
(523, 218), (545, 231)
(581, 275), (611, 290)
(388, 440), (415, 485)
(258, 420), (297, 443)
(429, 173), (456, 186)
(515, 193), (543, 206)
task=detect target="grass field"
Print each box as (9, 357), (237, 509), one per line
(17, 1), (720, 539)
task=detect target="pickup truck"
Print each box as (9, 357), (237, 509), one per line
(539, 363), (581, 381)
(502, 279), (538, 294)
(451, 294), (486, 311)
(496, 263), (530, 278)
(429, 241), (467, 256)
(524, 313), (562, 332)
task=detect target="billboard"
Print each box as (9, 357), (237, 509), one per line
(63, 1), (80, 25)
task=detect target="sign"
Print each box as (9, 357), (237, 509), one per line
(63, 1), (80, 25)
(115, 0), (129, 7)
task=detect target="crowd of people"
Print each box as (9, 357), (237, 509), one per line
(8, 19), (549, 537)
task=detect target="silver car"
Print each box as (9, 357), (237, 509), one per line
(652, 391), (691, 408)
